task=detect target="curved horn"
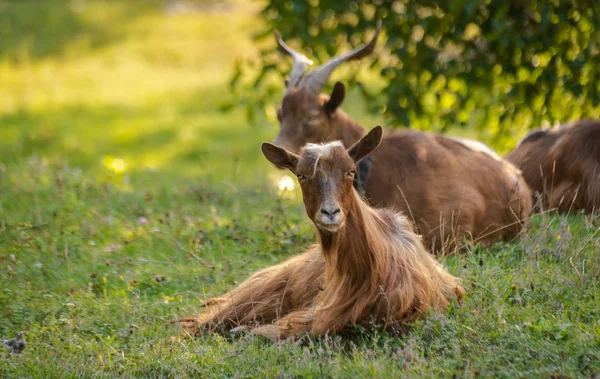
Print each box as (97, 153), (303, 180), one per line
(274, 30), (313, 91)
(303, 20), (382, 96)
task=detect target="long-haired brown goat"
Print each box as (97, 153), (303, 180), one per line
(179, 127), (463, 340)
(506, 119), (600, 213)
(272, 22), (532, 252)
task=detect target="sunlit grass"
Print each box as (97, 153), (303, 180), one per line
(0, 0), (274, 181)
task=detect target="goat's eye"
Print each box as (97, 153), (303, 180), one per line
(347, 170), (356, 178)
(297, 173), (306, 181)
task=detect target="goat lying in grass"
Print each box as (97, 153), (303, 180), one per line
(179, 126), (464, 340)
(271, 22), (532, 252)
(506, 119), (600, 213)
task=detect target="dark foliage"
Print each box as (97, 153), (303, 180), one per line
(231, 1), (600, 147)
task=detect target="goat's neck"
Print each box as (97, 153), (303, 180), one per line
(317, 194), (386, 287)
(332, 110), (366, 148)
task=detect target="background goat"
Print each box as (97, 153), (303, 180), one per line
(506, 119), (600, 213)
(179, 126), (463, 340)
(271, 23), (532, 252)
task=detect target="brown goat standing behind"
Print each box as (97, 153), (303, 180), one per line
(506, 119), (600, 213)
(272, 22), (532, 252)
(179, 127), (464, 340)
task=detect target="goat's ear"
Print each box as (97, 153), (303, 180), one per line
(262, 142), (300, 173)
(324, 82), (346, 118)
(348, 125), (383, 163)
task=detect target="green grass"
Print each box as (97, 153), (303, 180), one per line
(1, 1), (599, 377)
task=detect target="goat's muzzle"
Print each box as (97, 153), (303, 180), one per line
(315, 202), (343, 232)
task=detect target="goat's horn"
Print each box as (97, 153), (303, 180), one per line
(303, 20), (382, 96)
(274, 30), (313, 91)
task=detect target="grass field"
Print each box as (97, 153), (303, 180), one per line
(1, 1), (599, 377)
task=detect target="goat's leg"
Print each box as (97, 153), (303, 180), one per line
(250, 308), (315, 341)
(180, 248), (324, 334)
(184, 266), (295, 332)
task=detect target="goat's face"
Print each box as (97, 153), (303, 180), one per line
(296, 142), (355, 232)
(263, 126), (383, 233)
(271, 22), (381, 154)
(273, 83), (346, 154)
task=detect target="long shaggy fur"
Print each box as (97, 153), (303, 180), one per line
(180, 192), (463, 340)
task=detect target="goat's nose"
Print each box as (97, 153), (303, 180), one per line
(320, 206), (341, 217)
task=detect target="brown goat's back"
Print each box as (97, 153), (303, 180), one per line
(365, 129), (532, 252)
(506, 119), (600, 213)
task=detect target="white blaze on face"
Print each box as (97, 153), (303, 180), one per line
(303, 141), (344, 177)
(303, 141), (344, 156)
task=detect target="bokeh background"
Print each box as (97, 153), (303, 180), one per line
(1, 0), (274, 183)
(2, 1), (599, 179)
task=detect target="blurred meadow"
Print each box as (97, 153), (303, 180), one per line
(0, 1), (599, 377)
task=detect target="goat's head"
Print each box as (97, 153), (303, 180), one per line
(272, 22), (382, 153)
(262, 126), (383, 233)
